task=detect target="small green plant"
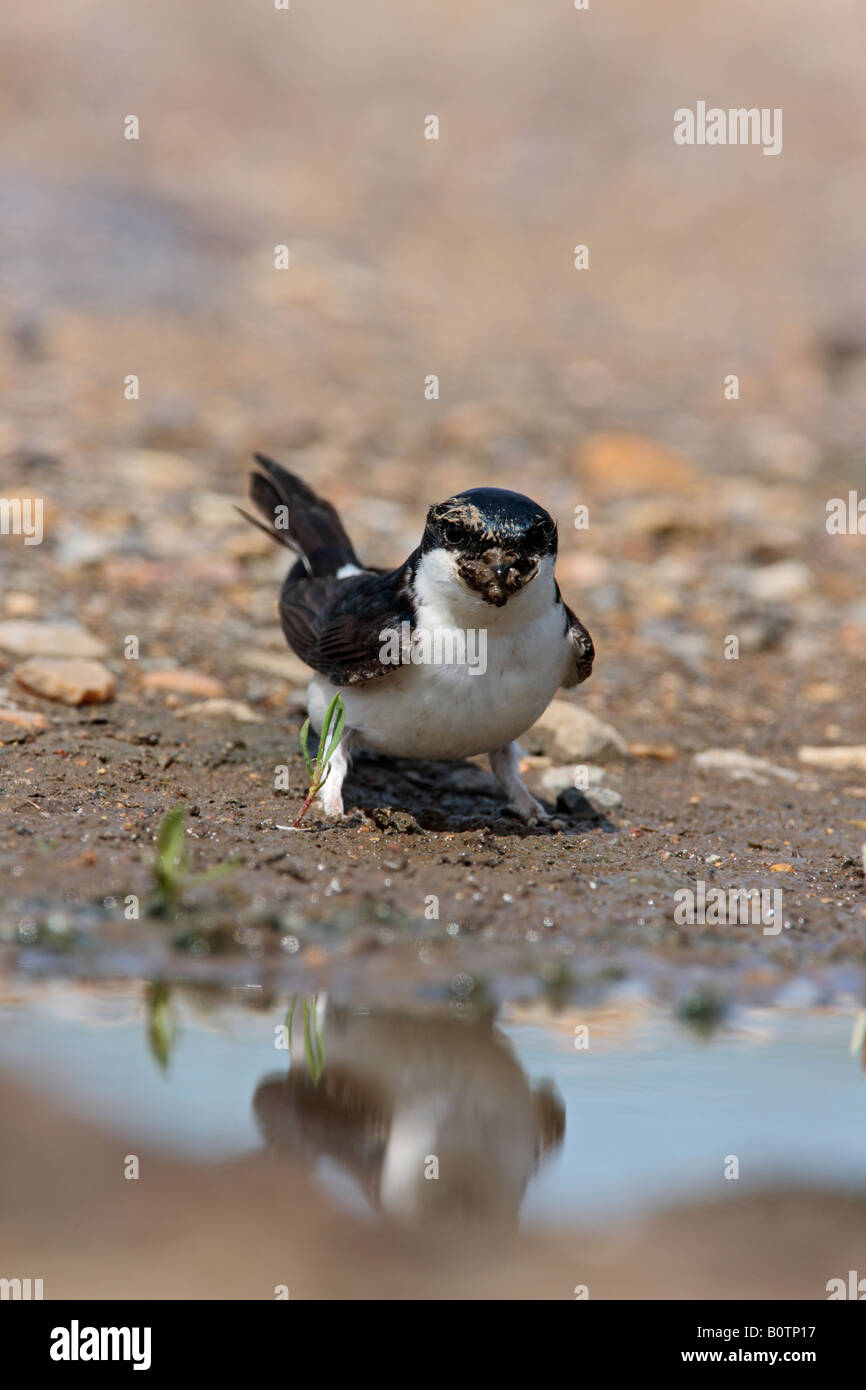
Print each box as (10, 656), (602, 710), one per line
(295, 693), (346, 827)
(149, 805), (238, 914)
(285, 996), (326, 1083)
(676, 986), (726, 1038)
(147, 980), (175, 1074)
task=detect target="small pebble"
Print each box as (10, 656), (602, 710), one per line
(14, 657), (116, 706)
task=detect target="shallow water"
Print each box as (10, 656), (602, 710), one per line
(1, 983), (863, 1228)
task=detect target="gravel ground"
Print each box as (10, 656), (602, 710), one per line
(1, 0), (865, 1010)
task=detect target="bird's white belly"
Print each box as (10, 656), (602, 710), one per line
(307, 604), (569, 761)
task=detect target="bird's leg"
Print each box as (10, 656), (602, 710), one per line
(489, 742), (548, 823)
(318, 731), (353, 819)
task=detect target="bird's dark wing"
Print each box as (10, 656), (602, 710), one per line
(557, 586), (595, 687)
(279, 561), (417, 686)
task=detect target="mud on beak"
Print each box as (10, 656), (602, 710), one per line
(459, 548), (533, 606)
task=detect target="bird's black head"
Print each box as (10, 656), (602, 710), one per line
(422, 487), (558, 606)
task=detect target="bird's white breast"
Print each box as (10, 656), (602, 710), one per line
(307, 553), (571, 761)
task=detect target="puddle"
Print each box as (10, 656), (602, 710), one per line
(1, 983), (864, 1229)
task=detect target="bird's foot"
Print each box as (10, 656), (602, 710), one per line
(316, 770), (346, 819)
(507, 789), (550, 825)
(316, 733), (351, 819)
(489, 741), (550, 826)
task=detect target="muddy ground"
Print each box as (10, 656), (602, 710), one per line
(1, 675), (865, 1010)
(0, 0), (865, 1012)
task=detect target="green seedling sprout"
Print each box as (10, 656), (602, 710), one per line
(295, 693), (345, 827)
(147, 980), (175, 1074)
(284, 996), (326, 1084)
(302, 997), (326, 1083)
(149, 805), (238, 914)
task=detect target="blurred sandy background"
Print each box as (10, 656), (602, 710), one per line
(1, 0), (865, 481)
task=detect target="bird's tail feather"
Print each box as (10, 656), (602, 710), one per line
(241, 453), (360, 578)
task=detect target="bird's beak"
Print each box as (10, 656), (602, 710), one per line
(458, 547), (528, 605)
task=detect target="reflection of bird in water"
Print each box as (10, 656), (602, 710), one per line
(253, 998), (564, 1227)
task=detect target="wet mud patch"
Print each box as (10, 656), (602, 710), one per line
(1, 695), (864, 1010)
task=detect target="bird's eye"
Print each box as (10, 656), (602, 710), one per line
(441, 522), (464, 546)
(526, 520), (554, 549)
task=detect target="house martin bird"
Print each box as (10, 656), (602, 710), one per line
(243, 454), (594, 822)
